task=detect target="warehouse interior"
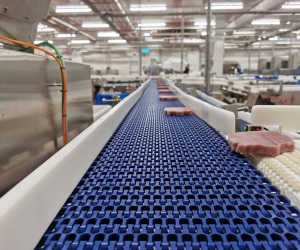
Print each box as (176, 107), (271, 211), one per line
(1, 0), (300, 249)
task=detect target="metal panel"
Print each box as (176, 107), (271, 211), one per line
(0, 49), (93, 195)
(0, 0), (51, 44)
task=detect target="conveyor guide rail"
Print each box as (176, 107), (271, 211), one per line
(37, 79), (300, 250)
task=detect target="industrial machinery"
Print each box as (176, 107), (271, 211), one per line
(0, 49), (93, 195)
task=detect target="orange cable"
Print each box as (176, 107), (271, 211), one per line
(0, 35), (68, 145)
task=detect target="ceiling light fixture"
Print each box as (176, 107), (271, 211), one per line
(38, 24), (47, 29)
(183, 38), (205, 44)
(37, 27), (56, 32)
(145, 38), (164, 42)
(107, 39), (127, 44)
(34, 40), (53, 44)
(138, 23), (166, 27)
(194, 21), (216, 26)
(97, 32), (120, 37)
(251, 19), (280, 25)
(282, 1), (300, 9)
(130, 4), (167, 12)
(206, 2), (243, 10)
(56, 34), (76, 38)
(233, 30), (256, 35)
(82, 22), (109, 28)
(55, 5), (92, 13)
(144, 33), (151, 37)
(71, 40), (90, 44)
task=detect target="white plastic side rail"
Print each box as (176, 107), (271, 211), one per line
(196, 89), (226, 108)
(0, 79), (151, 250)
(93, 105), (111, 122)
(238, 111), (251, 124)
(251, 105), (300, 132)
(166, 80), (235, 135)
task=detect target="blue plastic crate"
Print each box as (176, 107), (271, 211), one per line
(96, 93), (129, 105)
(37, 79), (300, 250)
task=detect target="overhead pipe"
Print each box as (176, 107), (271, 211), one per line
(81, 0), (128, 42)
(50, 11), (300, 18)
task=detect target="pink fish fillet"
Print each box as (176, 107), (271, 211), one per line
(164, 107), (193, 116)
(228, 131), (294, 157)
(159, 96), (178, 101)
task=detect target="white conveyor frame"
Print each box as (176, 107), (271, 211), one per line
(166, 79), (235, 135)
(0, 78), (236, 250)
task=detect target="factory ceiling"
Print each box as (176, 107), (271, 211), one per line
(33, 0), (300, 50)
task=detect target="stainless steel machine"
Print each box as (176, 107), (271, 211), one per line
(0, 49), (93, 195)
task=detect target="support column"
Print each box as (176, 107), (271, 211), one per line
(289, 25), (293, 69)
(212, 17), (225, 76)
(180, 16), (185, 73)
(257, 40), (261, 73)
(212, 34), (224, 75)
(248, 45), (251, 73)
(205, 0), (212, 92)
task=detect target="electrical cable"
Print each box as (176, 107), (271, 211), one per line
(0, 35), (68, 146)
(19, 41), (67, 118)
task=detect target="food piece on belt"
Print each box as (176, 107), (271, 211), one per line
(159, 96), (178, 101)
(164, 107), (193, 116)
(228, 131), (295, 157)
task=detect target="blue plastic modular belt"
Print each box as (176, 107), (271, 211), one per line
(37, 79), (300, 250)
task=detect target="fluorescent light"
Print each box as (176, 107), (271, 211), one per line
(108, 39), (126, 44)
(269, 36), (279, 41)
(138, 23), (166, 27)
(201, 31), (207, 36)
(194, 21), (216, 26)
(97, 32), (120, 37)
(206, 2), (243, 10)
(130, 4), (167, 12)
(55, 5), (91, 13)
(71, 40), (90, 44)
(183, 38), (205, 44)
(82, 22), (109, 28)
(145, 38), (164, 42)
(297, 35), (300, 40)
(251, 19), (280, 25)
(38, 24), (47, 29)
(170, 39), (205, 44)
(279, 29), (289, 32)
(233, 30), (256, 35)
(138, 27), (167, 31)
(56, 34), (76, 38)
(282, 2), (300, 9)
(34, 40), (53, 44)
(37, 27), (56, 32)
(144, 32), (151, 37)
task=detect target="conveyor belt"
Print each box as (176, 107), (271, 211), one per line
(37, 79), (300, 250)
